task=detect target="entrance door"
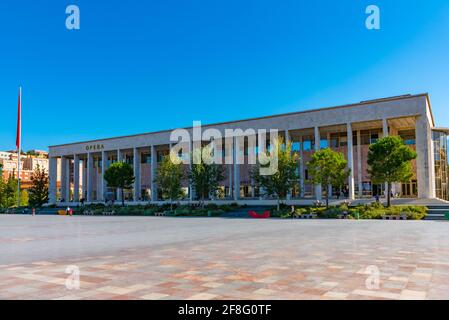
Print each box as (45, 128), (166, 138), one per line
(372, 184), (385, 197)
(401, 180), (418, 198)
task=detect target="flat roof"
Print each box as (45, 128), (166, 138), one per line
(49, 93), (431, 148)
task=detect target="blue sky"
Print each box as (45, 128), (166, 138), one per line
(1, 0), (449, 151)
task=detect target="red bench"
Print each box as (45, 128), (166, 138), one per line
(248, 211), (270, 219)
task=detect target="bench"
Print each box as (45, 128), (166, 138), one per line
(382, 214), (407, 220)
(248, 211), (270, 219)
(103, 211), (116, 216)
(155, 212), (166, 217)
(83, 210), (94, 216)
(297, 214), (317, 219)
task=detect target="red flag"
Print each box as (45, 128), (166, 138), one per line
(16, 87), (21, 151)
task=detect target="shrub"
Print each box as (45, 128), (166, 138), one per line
(351, 203), (427, 220)
(387, 206), (427, 220)
(322, 206), (342, 219)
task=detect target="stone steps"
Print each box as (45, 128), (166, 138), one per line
(425, 206), (449, 221)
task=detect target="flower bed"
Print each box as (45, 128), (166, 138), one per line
(276, 202), (427, 220)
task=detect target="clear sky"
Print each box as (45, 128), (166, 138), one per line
(1, 0), (448, 151)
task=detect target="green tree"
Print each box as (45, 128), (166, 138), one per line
(307, 148), (350, 208)
(0, 163), (5, 208)
(155, 154), (185, 210)
(20, 189), (29, 207)
(367, 136), (417, 207)
(103, 162), (135, 206)
(0, 164), (5, 208)
(3, 176), (18, 208)
(251, 137), (299, 210)
(28, 165), (49, 207)
(189, 145), (225, 204)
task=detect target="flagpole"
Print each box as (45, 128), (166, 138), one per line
(17, 86), (22, 208)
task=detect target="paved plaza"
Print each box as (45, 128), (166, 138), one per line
(1, 215), (449, 300)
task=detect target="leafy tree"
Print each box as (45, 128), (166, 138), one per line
(2, 176), (18, 208)
(189, 145), (225, 204)
(28, 165), (49, 207)
(307, 148), (350, 208)
(103, 162), (135, 206)
(20, 189), (29, 207)
(251, 137), (299, 210)
(0, 164), (5, 208)
(155, 154), (185, 210)
(367, 136), (417, 207)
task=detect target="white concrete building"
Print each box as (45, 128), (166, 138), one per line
(48, 94), (449, 205)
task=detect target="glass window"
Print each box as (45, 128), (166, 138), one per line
(339, 134), (348, 147)
(124, 155), (133, 165)
(361, 130), (370, 145)
(398, 130), (416, 145)
(291, 141), (300, 152)
(141, 153), (151, 164)
(157, 150), (168, 162)
(330, 133), (339, 148)
(320, 138), (328, 149)
(303, 136), (313, 151)
(433, 130), (449, 200)
(370, 133), (379, 144)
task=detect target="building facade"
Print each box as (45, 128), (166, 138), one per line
(48, 94), (449, 204)
(0, 151), (49, 189)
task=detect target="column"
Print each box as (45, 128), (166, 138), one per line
(382, 119), (389, 196)
(133, 147), (141, 202)
(151, 146), (157, 201)
(60, 157), (68, 203)
(229, 164), (233, 198)
(101, 151), (107, 202)
(73, 154), (80, 202)
(314, 126), (322, 200)
(48, 157), (58, 204)
(82, 157), (87, 200)
(117, 150), (123, 202)
(347, 123), (355, 200)
(65, 158), (71, 202)
(416, 115), (435, 198)
(357, 130), (363, 198)
(327, 132), (332, 200)
(233, 136), (240, 201)
(285, 130), (292, 200)
(86, 153), (93, 203)
(189, 140), (194, 201)
(299, 137), (305, 198)
(382, 119), (389, 137)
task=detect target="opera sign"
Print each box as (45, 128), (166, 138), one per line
(85, 144), (104, 151)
